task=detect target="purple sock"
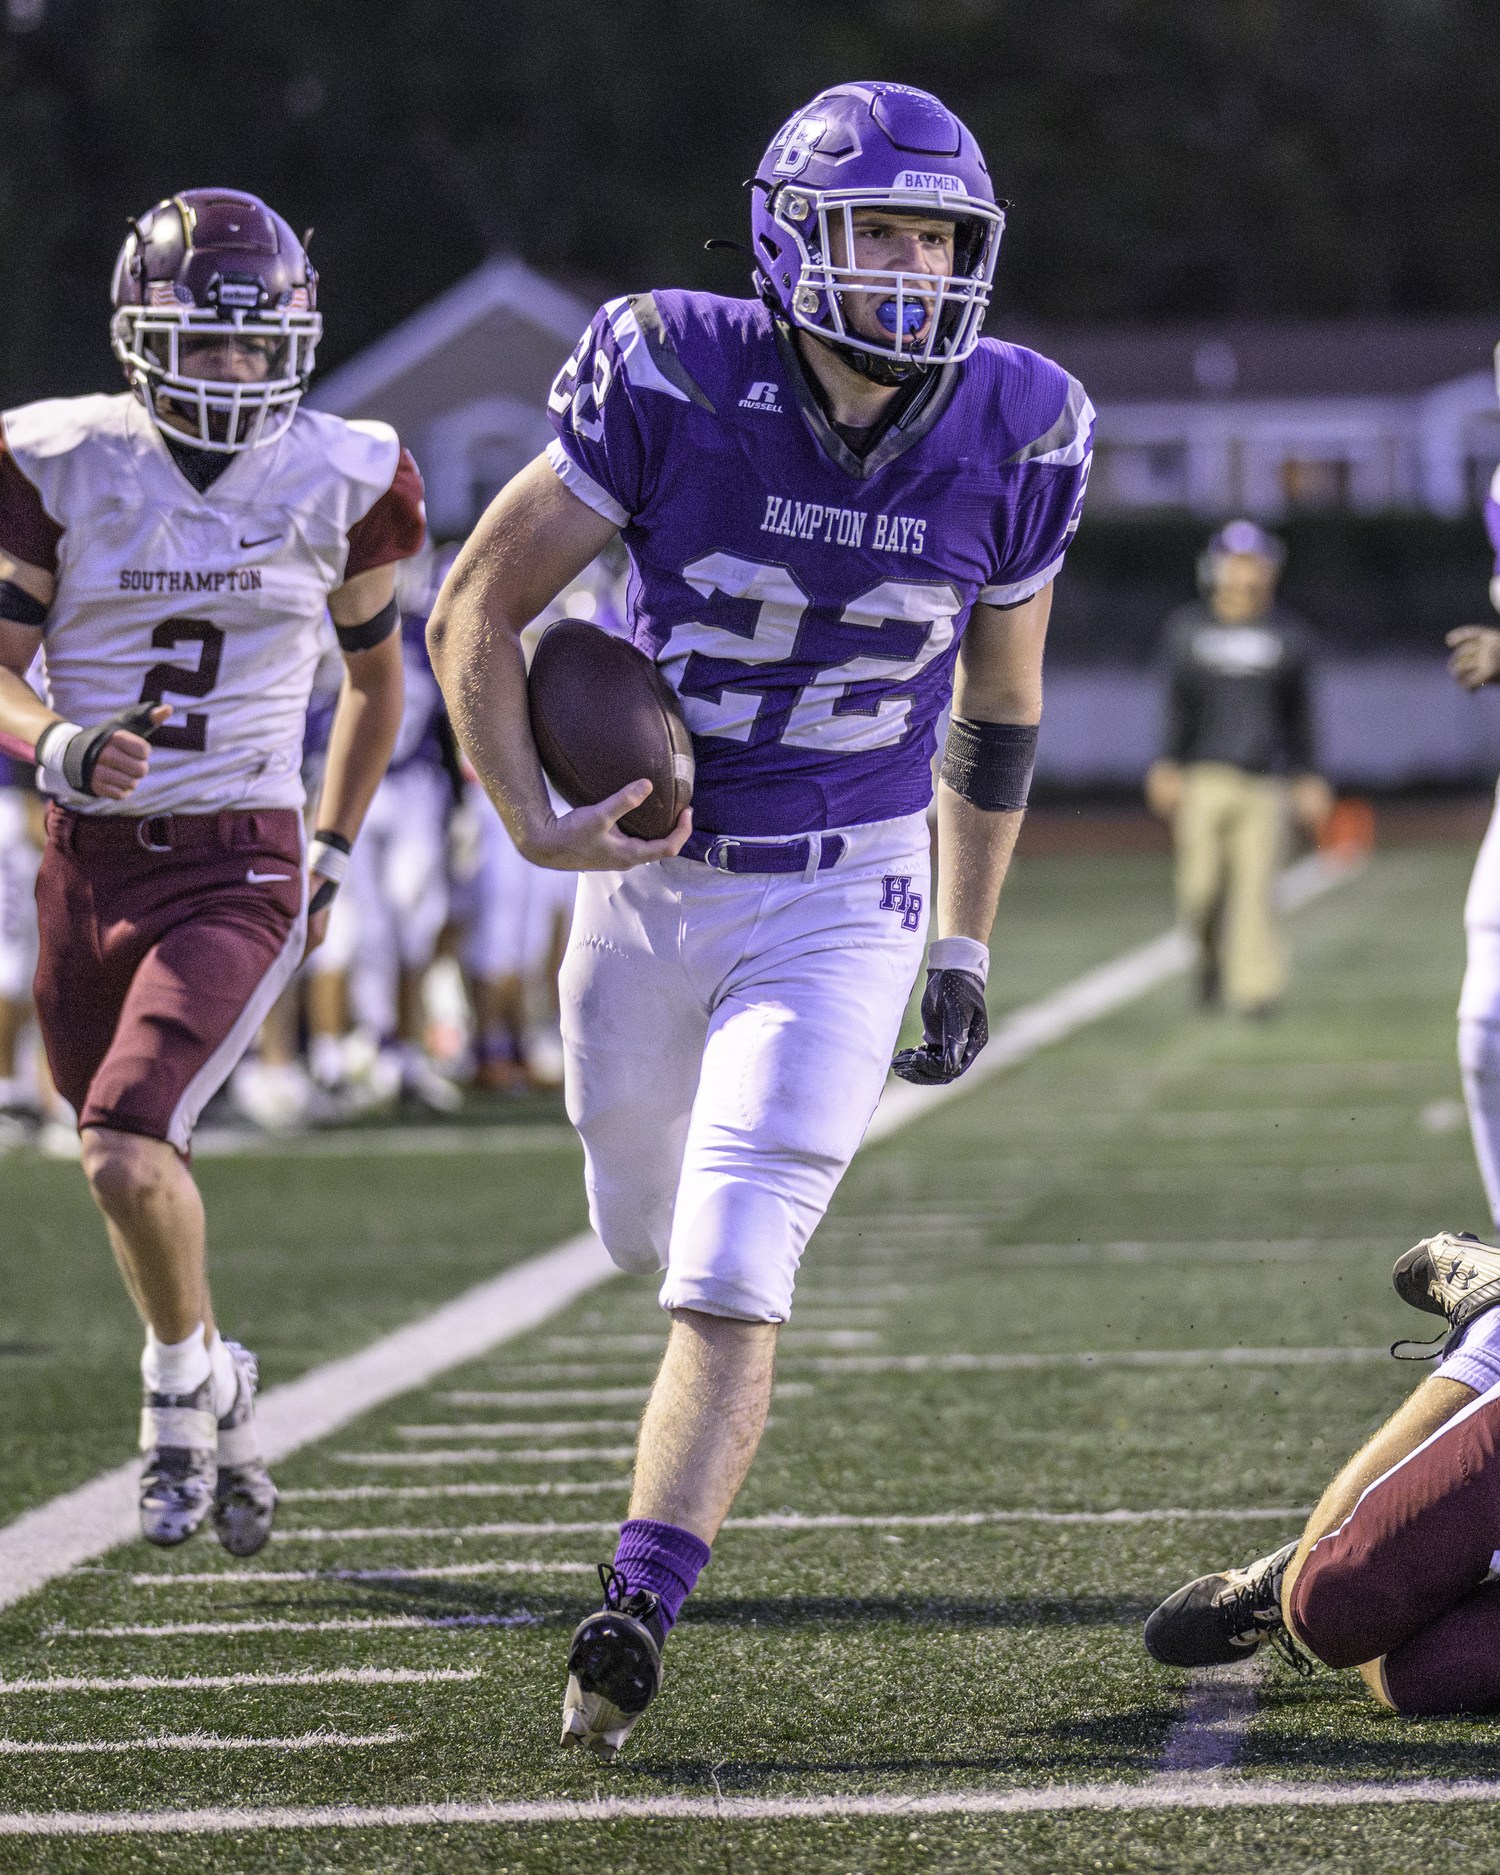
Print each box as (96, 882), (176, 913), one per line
(612, 1518), (711, 1634)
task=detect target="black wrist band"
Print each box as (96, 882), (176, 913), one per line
(940, 717), (1039, 812)
(311, 828), (352, 855)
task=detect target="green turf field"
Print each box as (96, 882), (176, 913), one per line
(3, 842), (1499, 1873)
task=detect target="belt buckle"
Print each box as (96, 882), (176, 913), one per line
(705, 836), (738, 872)
(136, 815), (172, 853)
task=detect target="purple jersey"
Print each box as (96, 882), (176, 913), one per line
(545, 290), (1092, 835)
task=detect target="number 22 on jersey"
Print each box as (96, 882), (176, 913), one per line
(658, 552), (960, 752)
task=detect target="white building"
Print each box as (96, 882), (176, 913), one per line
(1009, 317), (1500, 520)
(306, 256), (593, 538)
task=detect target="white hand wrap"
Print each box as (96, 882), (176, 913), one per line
(926, 935), (990, 986)
(34, 720), (84, 783)
(307, 839), (351, 885)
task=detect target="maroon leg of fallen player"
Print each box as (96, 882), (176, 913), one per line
(1285, 1374), (1500, 1712)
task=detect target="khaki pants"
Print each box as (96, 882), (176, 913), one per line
(1173, 763), (1288, 1011)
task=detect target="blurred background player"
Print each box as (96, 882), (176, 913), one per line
(0, 187), (421, 1553)
(1145, 520), (1333, 1016)
(302, 546), (463, 1112)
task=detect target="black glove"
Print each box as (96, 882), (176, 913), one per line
(891, 967), (989, 1084)
(60, 703), (162, 796)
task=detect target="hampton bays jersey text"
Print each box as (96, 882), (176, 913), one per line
(546, 289), (1094, 837)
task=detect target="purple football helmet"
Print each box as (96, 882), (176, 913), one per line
(110, 189), (321, 452)
(751, 82), (1004, 376)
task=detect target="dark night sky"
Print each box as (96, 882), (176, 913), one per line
(4, 0), (1499, 403)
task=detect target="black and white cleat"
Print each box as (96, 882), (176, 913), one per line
(139, 1376), (217, 1547)
(212, 1341), (277, 1557)
(1392, 1231), (1500, 1356)
(1144, 1539), (1311, 1674)
(560, 1563), (666, 1760)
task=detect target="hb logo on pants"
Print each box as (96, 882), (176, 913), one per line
(880, 875), (923, 932)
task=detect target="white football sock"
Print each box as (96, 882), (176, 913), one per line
(207, 1331), (239, 1420)
(141, 1325), (210, 1398)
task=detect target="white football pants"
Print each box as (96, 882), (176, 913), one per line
(561, 812), (930, 1323)
(1460, 778), (1500, 1228)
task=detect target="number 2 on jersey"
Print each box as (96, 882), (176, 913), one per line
(138, 619), (225, 751)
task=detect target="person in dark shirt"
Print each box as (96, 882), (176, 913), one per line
(1144, 520), (1332, 1014)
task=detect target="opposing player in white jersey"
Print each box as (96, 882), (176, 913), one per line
(429, 82), (1092, 1755)
(0, 189), (423, 1552)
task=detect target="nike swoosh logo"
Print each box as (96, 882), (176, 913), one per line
(239, 532), (282, 549)
(246, 869), (292, 883)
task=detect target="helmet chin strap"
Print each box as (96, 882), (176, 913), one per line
(828, 341), (926, 389)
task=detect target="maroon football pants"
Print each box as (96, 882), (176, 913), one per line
(1289, 1381), (1500, 1713)
(33, 805), (305, 1151)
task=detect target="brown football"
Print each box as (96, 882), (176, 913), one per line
(528, 620), (694, 841)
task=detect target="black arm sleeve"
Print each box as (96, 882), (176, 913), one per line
(335, 595), (400, 654)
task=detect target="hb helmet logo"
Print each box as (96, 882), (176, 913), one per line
(772, 116), (827, 178)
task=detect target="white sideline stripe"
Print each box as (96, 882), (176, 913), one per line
(0, 852), (1359, 1613)
(129, 1561), (596, 1586)
(0, 1668), (481, 1695)
(0, 1231), (618, 1612)
(278, 1481), (631, 1503)
(332, 1447), (637, 1465)
(4, 1776), (1500, 1835)
(0, 1731), (411, 1756)
(67, 1613), (538, 1639)
(864, 849), (1360, 1144)
(269, 1507), (1310, 1542)
(777, 1348), (1392, 1374)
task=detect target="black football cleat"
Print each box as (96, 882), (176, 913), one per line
(1392, 1232), (1500, 1357)
(560, 1563), (666, 1759)
(212, 1341), (277, 1557)
(1144, 1539), (1311, 1675)
(138, 1376), (217, 1547)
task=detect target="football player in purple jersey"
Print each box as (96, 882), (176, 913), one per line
(428, 81), (1093, 1756)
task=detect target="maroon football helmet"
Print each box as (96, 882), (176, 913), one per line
(110, 189), (321, 452)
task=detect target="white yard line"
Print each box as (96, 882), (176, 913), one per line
(128, 1561), (596, 1586)
(776, 1348), (1392, 1374)
(395, 1421), (640, 1438)
(2, 1775), (1498, 1835)
(0, 850), (1360, 1613)
(63, 1614), (538, 1639)
(330, 1447), (638, 1465)
(0, 1668), (481, 1696)
(193, 1124), (578, 1159)
(277, 1481), (631, 1503)
(268, 1507), (1309, 1543)
(0, 1731), (411, 1756)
